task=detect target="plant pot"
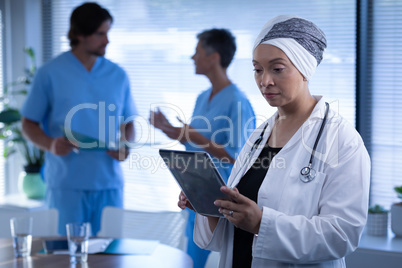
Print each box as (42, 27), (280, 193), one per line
(18, 165), (46, 199)
(366, 212), (388, 236)
(391, 203), (402, 237)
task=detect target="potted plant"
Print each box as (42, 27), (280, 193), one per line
(0, 47), (45, 199)
(391, 186), (402, 237)
(366, 204), (389, 236)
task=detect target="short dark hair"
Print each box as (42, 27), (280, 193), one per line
(196, 28), (236, 68)
(68, 2), (113, 48)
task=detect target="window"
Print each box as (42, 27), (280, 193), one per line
(0, 1), (6, 196)
(42, 0), (356, 210)
(366, 0), (402, 209)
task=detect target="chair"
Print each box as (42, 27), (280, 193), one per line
(97, 206), (189, 250)
(0, 208), (59, 238)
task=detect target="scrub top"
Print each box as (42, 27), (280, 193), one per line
(184, 83), (255, 181)
(21, 51), (138, 190)
(183, 83), (256, 268)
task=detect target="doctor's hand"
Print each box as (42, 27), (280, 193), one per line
(215, 186), (263, 235)
(149, 109), (188, 143)
(50, 137), (78, 156)
(178, 191), (195, 211)
(107, 145), (130, 161)
(149, 109), (172, 131)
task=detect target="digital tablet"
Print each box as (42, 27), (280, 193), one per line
(159, 149), (229, 217)
(42, 239), (69, 253)
(60, 126), (111, 151)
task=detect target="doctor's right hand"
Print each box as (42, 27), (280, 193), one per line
(50, 137), (78, 156)
(149, 109), (172, 131)
(178, 191), (195, 211)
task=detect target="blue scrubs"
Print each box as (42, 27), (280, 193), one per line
(184, 84), (255, 268)
(21, 51), (137, 235)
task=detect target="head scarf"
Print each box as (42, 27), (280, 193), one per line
(253, 15), (327, 80)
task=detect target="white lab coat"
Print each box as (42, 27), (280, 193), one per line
(194, 97), (371, 268)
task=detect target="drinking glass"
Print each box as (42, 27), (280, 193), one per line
(10, 216), (33, 257)
(66, 222), (91, 263)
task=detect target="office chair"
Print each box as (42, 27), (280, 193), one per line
(97, 206), (189, 250)
(0, 208), (59, 238)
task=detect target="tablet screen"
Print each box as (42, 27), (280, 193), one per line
(159, 149), (228, 217)
(42, 239), (69, 253)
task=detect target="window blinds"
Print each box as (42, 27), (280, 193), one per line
(42, 0), (356, 210)
(368, 0), (402, 209)
(0, 3), (6, 196)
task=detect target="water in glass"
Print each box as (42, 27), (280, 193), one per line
(13, 233), (32, 257)
(68, 236), (89, 263)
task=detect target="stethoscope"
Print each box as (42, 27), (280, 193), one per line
(299, 102), (329, 182)
(247, 122), (269, 158)
(239, 102), (329, 183)
(231, 123), (269, 183)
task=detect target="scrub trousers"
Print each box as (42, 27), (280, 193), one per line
(46, 188), (123, 236)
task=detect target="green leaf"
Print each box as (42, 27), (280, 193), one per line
(3, 81), (24, 95)
(368, 204), (388, 213)
(24, 47), (36, 77)
(3, 145), (16, 158)
(24, 47), (35, 59)
(395, 186), (402, 193)
(0, 109), (21, 124)
(8, 89), (27, 96)
(394, 186), (402, 199)
(11, 137), (25, 143)
(0, 47), (44, 166)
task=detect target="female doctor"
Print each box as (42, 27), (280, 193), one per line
(178, 15), (371, 268)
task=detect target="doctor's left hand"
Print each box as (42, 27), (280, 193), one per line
(215, 186), (263, 235)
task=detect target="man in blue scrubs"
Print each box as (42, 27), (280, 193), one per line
(21, 2), (137, 236)
(150, 28), (255, 268)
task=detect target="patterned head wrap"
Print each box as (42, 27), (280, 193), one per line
(253, 15), (327, 80)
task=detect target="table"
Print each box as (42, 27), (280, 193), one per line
(0, 237), (193, 268)
(345, 228), (402, 268)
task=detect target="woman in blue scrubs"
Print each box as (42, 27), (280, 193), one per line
(150, 28), (255, 268)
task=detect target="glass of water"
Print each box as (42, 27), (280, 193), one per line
(10, 217), (33, 258)
(66, 222), (91, 263)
